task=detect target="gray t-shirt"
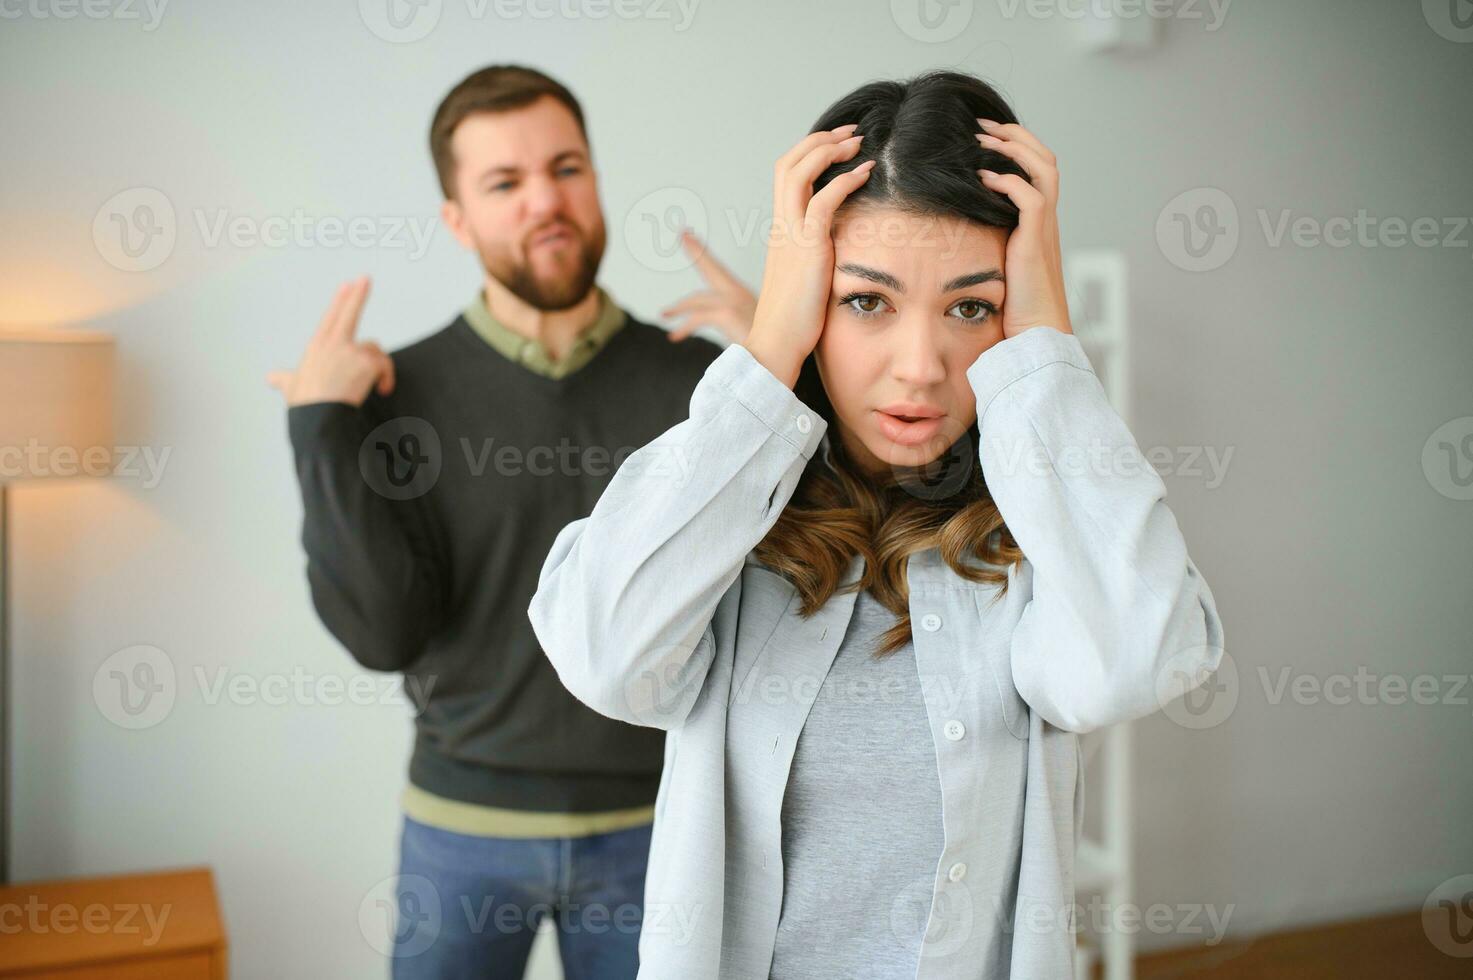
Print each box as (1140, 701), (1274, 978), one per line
(768, 588), (947, 979)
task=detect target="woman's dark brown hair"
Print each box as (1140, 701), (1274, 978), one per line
(752, 70), (1033, 656)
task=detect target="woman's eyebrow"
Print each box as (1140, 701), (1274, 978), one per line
(941, 270), (1005, 291)
(836, 263), (905, 293)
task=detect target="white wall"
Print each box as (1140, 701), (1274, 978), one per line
(3, 1), (1470, 976)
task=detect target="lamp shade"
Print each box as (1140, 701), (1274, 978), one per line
(0, 329), (115, 484)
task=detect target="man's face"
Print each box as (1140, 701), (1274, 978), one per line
(441, 96), (607, 311)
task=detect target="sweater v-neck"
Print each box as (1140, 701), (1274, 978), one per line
(458, 285), (628, 382)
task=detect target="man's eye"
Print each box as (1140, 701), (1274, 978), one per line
(556, 166), (582, 177)
(949, 299), (996, 323)
(488, 182), (516, 193)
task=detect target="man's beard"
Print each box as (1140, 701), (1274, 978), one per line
(479, 219), (606, 312)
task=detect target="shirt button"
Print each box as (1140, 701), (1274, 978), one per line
(795, 414), (812, 434)
(948, 862), (967, 882)
(921, 613), (942, 632)
(944, 719), (965, 741)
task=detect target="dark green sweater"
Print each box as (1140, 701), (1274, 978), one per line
(287, 310), (721, 811)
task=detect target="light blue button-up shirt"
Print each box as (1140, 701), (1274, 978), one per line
(529, 325), (1226, 978)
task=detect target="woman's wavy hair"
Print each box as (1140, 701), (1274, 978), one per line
(751, 70), (1032, 656)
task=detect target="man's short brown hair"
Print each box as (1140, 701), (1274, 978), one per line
(429, 64), (588, 201)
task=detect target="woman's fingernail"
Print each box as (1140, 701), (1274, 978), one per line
(978, 118), (998, 129)
(979, 168), (997, 178)
(835, 123), (859, 133)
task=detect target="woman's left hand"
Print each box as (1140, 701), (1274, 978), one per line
(976, 119), (1074, 340)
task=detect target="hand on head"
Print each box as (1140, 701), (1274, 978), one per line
(743, 125), (875, 389)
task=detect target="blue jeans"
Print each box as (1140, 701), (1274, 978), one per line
(388, 814), (653, 979)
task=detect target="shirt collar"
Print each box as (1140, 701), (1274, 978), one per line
(462, 285), (627, 379)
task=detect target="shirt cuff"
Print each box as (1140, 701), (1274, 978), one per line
(287, 400), (365, 454)
(701, 342), (828, 459)
(965, 326), (1097, 422)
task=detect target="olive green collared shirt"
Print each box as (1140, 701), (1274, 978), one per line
(463, 285), (627, 379)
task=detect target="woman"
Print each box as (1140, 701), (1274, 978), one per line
(529, 70), (1225, 979)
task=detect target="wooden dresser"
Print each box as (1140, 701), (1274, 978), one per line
(0, 866), (227, 978)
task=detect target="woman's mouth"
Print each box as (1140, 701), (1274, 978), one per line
(874, 410), (945, 446)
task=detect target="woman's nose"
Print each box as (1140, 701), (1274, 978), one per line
(889, 319), (948, 388)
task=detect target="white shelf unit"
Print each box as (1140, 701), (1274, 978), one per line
(1061, 249), (1134, 980)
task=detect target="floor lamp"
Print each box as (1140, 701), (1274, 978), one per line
(0, 328), (115, 884)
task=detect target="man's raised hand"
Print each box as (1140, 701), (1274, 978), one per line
(267, 276), (396, 408)
(661, 230), (757, 344)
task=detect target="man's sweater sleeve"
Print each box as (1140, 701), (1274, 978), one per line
(287, 400), (447, 672)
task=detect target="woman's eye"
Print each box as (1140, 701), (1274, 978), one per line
(949, 299), (995, 323)
(843, 293), (889, 317)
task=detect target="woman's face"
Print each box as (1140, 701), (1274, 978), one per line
(815, 205), (1009, 481)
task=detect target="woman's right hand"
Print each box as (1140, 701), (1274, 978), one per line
(743, 125), (875, 389)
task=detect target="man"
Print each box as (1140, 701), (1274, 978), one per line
(268, 65), (753, 978)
